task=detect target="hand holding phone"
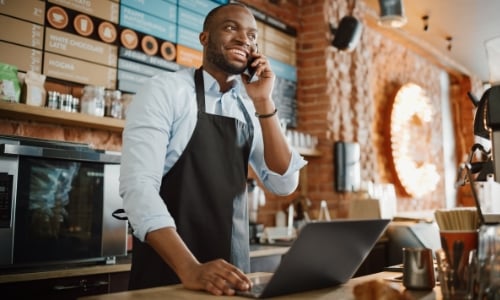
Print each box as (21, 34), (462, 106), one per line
(245, 44), (258, 83)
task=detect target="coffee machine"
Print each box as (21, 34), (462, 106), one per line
(485, 85), (500, 181)
(462, 85), (500, 221)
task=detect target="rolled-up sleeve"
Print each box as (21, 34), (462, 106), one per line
(119, 75), (177, 242)
(252, 148), (307, 195)
(248, 112), (308, 195)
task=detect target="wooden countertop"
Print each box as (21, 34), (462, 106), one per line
(249, 244), (289, 258)
(0, 262), (131, 284)
(0, 246), (289, 284)
(79, 272), (442, 300)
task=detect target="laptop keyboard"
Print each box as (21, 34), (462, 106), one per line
(249, 282), (267, 295)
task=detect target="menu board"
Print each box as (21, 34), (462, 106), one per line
(0, 0), (45, 73)
(43, 2), (119, 88)
(0, 0), (297, 125)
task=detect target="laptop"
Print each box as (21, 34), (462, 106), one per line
(237, 219), (390, 298)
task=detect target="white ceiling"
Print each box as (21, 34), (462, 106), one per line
(361, 0), (500, 83)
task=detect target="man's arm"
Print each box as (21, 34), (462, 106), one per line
(253, 100), (292, 175)
(145, 227), (251, 296)
(242, 53), (292, 175)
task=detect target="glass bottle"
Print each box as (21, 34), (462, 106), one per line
(104, 90), (113, 117)
(94, 86), (105, 117)
(110, 90), (123, 119)
(81, 85), (105, 117)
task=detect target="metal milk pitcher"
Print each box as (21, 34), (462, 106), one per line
(402, 248), (436, 290)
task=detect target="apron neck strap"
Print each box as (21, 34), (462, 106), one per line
(194, 67), (205, 113)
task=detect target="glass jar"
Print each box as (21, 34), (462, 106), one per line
(110, 90), (123, 119)
(81, 85), (105, 117)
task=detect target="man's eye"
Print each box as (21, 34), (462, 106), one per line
(225, 25), (236, 31)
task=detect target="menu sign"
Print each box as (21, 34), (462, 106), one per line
(0, 15), (44, 50)
(43, 52), (117, 89)
(119, 47), (179, 72)
(0, 0), (45, 25)
(48, 0), (119, 23)
(176, 45), (202, 68)
(120, 6), (177, 42)
(45, 28), (118, 67)
(117, 58), (166, 77)
(118, 69), (151, 94)
(0, 41), (42, 73)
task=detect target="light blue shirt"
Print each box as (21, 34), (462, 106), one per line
(119, 68), (307, 242)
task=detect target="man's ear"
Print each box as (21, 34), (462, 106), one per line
(199, 32), (208, 47)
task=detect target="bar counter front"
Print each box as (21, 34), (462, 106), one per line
(80, 271), (443, 300)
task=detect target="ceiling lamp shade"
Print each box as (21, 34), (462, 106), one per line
(378, 0), (407, 28)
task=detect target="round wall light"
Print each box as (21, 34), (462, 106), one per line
(390, 83), (440, 198)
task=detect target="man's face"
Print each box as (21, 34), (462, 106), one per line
(203, 6), (258, 75)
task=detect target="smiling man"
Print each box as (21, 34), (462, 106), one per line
(119, 2), (306, 296)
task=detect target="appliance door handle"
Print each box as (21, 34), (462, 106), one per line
(53, 280), (109, 291)
(0, 144), (120, 164)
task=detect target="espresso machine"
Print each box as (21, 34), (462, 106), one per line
(486, 85), (500, 181)
(460, 85), (500, 222)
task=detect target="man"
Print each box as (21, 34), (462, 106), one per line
(119, 2), (306, 296)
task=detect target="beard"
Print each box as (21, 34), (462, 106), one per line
(206, 37), (246, 75)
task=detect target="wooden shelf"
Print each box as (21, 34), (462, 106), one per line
(0, 101), (323, 157)
(294, 146), (321, 157)
(0, 101), (125, 132)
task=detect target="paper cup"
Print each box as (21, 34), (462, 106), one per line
(439, 230), (478, 265)
(438, 230), (478, 299)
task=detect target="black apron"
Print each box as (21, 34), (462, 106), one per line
(129, 68), (254, 290)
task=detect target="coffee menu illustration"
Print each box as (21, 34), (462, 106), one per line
(0, 0), (298, 126)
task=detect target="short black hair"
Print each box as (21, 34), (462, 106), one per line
(202, 2), (249, 31)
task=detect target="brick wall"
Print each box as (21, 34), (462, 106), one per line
(243, 0), (481, 226)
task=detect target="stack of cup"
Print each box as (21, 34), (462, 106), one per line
(434, 209), (480, 299)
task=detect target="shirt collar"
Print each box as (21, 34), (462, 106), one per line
(202, 69), (243, 96)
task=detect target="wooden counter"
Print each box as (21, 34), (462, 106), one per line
(0, 247), (289, 299)
(249, 244), (289, 258)
(0, 246), (289, 284)
(79, 272), (442, 300)
(0, 262), (131, 284)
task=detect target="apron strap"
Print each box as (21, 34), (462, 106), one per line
(195, 67), (205, 113)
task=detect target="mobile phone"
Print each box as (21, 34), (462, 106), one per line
(245, 44), (258, 83)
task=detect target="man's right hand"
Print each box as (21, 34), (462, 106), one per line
(146, 227), (251, 296)
(180, 258), (251, 296)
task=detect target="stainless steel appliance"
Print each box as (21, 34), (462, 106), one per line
(0, 135), (127, 269)
(486, 85), (500, 182)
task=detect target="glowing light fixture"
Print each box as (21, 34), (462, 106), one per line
(378, 0), (407, 28)
(390, 83), (440, 198)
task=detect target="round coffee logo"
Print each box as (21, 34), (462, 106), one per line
(98, 21), (117, 43)
(141, 35), (158, 56)
(74, 14), (94, 37)
(121, 29), (138, 49)
(160, 41), (176, 61)
(47, 6), (69, 30)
